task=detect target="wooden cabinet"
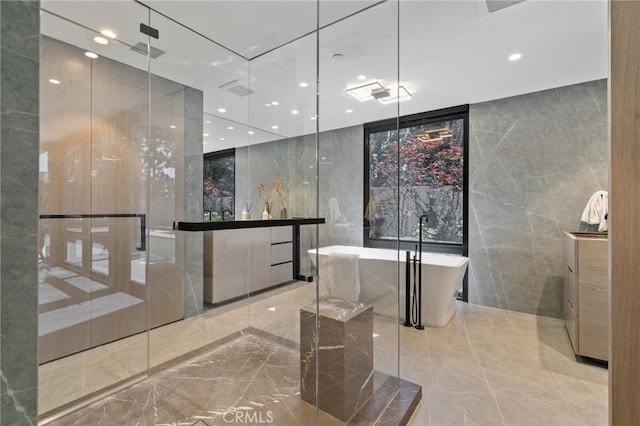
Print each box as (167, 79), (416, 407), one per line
(563, 231), (608, 361)
(203, 226), (293, 305)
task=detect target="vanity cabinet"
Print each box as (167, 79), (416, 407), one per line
(563, 231), (608, 361)
(203, 226), (294, 305)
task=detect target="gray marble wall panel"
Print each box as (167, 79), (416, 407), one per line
(183, 87), (203, 318)
(0, 1), (39, 424)
(236, 81), (605, 319)
(235, 126), (362, 275)
(318, 126), (364, 248)
(468, 79), (608, 318)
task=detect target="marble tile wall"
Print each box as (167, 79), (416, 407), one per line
(318, 126), (364, 248)
(0, 1), (40, 424)
(239, 80), (606, 319)
(235, 126), (363, 275)
(182, 87), (204, 318)
(468, 79), (608, 318)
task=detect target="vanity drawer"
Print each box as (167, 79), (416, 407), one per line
(271, 226), (292, 244)
(564, 267), (577, 310)
(271, 262), (292, 286)
(564, 235), (578, 274)
(579, 284), (608, 360)
(271, 242), (293, 265)
(565, 297), (578, 352)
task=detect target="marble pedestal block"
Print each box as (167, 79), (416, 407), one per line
(300, 296), (373, 421)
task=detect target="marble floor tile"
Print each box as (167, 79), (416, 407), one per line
(39, 284), (608, 426)
(46, 333), (414, 426)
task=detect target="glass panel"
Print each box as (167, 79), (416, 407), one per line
(242, 4), (320, 422)
(38, 0), (150, 414)
(245, 27), (318, 345)
(146, 9), (252, 370)
(316, 0), (401, 421)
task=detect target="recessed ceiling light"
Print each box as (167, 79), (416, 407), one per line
(271, 125), (279, 130)
(218, 108), (226, 113)
(48, 79), (61, 85)
(227, 126), (234, 130)
(299, 82), (308, 88)
(271, 101), (279, 106)
(205, 120), (211, 124)
(219, 137), (225, 141)
(203, 133), (209, 137)
(84, 51), (98, 59)
(265, 103), (272, 107)
(248, 130), (254, 135)
(357, 75), (367, 81)
(93, 36), (108, 45)
(310, 116), (317, 120)
(508, 53), (522, 61)
(321, 157), (326, 160)
(101, 29), (117, 39)
(291, 110), (299, 115)
(345, 109), (353, 113)
(170, 125), (176, 129)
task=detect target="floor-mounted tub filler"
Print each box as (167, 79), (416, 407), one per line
(308, 245), (469, 327)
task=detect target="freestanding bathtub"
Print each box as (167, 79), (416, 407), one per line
(308, 245), (469, 327)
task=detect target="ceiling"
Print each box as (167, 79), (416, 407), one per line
(40, 0), (608, 153)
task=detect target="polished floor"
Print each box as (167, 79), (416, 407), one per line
(39, 282), (608, 425)
(46, 331), (420, 425)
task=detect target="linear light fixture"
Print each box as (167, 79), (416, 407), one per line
(346, 81), (412, 104)
(345, 81), (386, 101)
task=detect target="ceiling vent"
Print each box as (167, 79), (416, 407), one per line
(486, 0), (525, 13)
(218, 79), (254, 97)
(130, 42), (165, 59)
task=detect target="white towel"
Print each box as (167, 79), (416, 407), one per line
(329, 197), (343, 223)
(580, 190), (608, 231)
(328, 252), (360, 302)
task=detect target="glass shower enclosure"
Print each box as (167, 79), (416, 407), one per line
(37, 1), (412, 424)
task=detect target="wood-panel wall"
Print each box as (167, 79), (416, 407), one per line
(38, 36), (187, 363)
(610, 1), (640, 424)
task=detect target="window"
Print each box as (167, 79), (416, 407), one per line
(364, 106), (468, 251)
(203, 149), (235, 221)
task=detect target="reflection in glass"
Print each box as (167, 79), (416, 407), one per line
(203, 150), (235, 221)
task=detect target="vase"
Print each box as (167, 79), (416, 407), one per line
(280, 206), (287, 219)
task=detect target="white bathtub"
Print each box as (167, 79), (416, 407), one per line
(308, 245), (469, 327)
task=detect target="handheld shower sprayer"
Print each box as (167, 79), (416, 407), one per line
(416, 214), (428, 330)
(404, 214), (429, 329)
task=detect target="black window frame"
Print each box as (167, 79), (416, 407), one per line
(363, 105), (469, 301)
(203, 148), (236, 220)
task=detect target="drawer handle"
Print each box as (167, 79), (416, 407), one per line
(568, 266), (573, 273)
